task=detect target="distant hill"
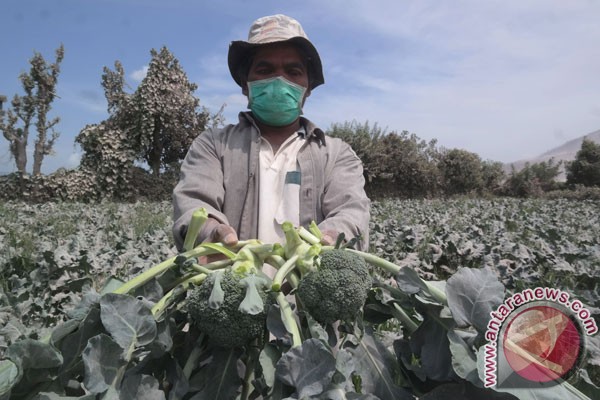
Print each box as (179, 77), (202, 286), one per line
(504, 129), (600, 181)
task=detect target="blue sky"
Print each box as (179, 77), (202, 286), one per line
(2, 0), (600, 174)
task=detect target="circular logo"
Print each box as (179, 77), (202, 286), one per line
(502, 305), (581, 382)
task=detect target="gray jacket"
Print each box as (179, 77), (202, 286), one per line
(172, 112), (370, 251)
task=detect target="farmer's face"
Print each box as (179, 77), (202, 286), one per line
(244, 43), (311, 100)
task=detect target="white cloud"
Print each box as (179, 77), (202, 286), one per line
(201, 93), (247, 125)
(301, 0), (600, 162)
(8, 0), (598, 172)
(130, 65), (149, 82)
(68, 152), (81, 167)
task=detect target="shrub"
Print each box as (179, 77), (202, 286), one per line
(566, 138), (600, 187)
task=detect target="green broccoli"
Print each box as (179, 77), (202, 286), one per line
(186, 266), (271, 348)
(297, 249), (372, 324)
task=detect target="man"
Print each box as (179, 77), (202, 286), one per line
(172, 14), (370, 257)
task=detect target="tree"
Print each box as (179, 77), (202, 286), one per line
(566, 138), (600, 187)
(132, 47), (208, 175)
(94, 47), (209, 176)
(0, 70), (36, 174)
(327, 120), (384, 183)
(74, 62), (136, 199)
(438, 148), (484, 195)
(74, 46), (212, 199)
(503, 158), (562, 197)
(328, 122), (441, 198)
(75, 121), (136, 198)
(377, 131), (440, 197)
(481, 160), (505, 193)
(31, 45), (64, 175)
(0, 45), (64, 175)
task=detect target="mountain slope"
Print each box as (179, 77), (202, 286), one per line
(505, 129), (600, 180)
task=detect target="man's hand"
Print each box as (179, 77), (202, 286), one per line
(320, 229), (340, 246)
(204, 218), (238, 246)
(199, 218), (239, 264)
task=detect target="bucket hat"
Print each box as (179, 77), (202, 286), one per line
(228, 14), (324, 90)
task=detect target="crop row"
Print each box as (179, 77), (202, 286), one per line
(1, 198), (598, 342)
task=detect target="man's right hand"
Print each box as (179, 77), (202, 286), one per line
(199, 218), (239, 264)
(204, 217), (238, 246)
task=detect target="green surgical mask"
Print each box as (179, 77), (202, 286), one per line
(247, 76), (306, 126)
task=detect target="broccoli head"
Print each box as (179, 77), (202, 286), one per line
(187, 267), (270, 348)
(297, 249), (372, 324)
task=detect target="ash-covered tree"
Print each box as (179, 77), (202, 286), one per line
(75, 121), (136, 198)
(327, 120), (385, 183)
(0, 45), (64, 175)
(438, 148), (484, 195)
(132, 47), (209, 175)
(31, 45), (65, 175)
(503, 158), (562, 197)
(0, 87), (34, 174)
(74, 62), (137, 199)
(481, 160), (506, 193)
(377, 131), (440, 197)
(75, 47), (211, 198)
(566, 138), (600, 187)
(101, 60), (129, 116)
(328, 122), (440, 198)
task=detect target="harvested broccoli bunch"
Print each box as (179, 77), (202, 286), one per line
(297, 249), (372, 324)
(187, 267), (270, 348)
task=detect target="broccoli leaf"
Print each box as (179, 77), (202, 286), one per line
(259, 343), (280, 388)
(120, 374), (166, 400)
(346, 330), (414, 400)
(395, 316), (457, 382)
(5, 338), (64, 371)
(208, 270), (225, 309)
(57, 306), (103, 385)
(420, 381), (518, 400)
(82, 334), (127, 394)
(188, 347), (243, 400)
(266, 303), (290, 344)
(35, 393), (95, 400)
(446, 267), (504, 334)
(0, 359), (19, 397)
(239, 274), (268, 315)
(100, 293), (157, 353)
(275, 338), (336, 398)
(447, 329), (479, 384)
(390, 260), (447, 306)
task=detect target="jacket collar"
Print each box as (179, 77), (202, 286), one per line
(239, 112), (326, 146)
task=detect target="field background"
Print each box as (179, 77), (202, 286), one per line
(1, 198), (599, 384)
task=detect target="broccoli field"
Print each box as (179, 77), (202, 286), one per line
(0, 198), (599, 399)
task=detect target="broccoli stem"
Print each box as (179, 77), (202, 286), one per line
(112, 241), (252, 295)
(240, 242), (284, 261)
(183, 208), (208, 251)
(240, 342), (261, 400)
(265, 254), (285, 269)
(266, 255), (300, 290)
(112, 247), (206, 295)
(152, 273), (207, 319)
(298, 226), (321, 245)
(346, 249), (448, 305)
(191, 262), (222, 275)
(198, 242), (238, 259)
(391, 303), (419, 334)
(202, 259), (235, 270)
(285, 270), (300, 290)
(182, 333), (205, 380)
(308, 221), (323, 241)
(271, 254), (299, 292)
(274, 292), (302, 348)
(282, 222), (311, 256)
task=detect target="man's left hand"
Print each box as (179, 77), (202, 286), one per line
(320, 230), (340, 246)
